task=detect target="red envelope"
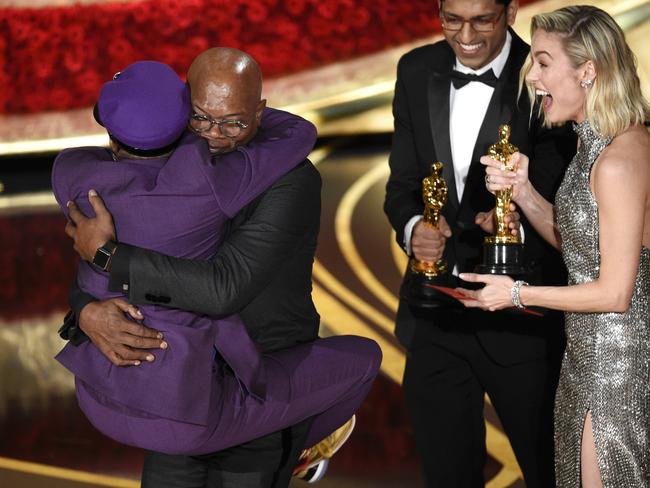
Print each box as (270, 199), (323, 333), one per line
(424, 284), (544, 317)
(426, 285), (473, 301)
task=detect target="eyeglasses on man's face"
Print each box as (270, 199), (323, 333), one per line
(440, 7), (505, 32)
(189, 113), (250, 138)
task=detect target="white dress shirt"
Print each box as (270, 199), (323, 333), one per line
(449, 32), (511, 199)
(404, 32), (513, 264)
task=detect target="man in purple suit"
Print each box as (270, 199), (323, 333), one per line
(58, 53), (381, 487)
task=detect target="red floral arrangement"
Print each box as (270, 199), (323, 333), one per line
(1, 0), (442, 114)
(0, 0), (537, 115)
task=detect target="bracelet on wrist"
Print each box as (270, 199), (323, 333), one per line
(511, 280), (529, 308)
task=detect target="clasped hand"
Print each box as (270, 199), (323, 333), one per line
(80, 299), (167, 366)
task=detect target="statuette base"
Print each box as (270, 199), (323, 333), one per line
(474, 242), (526, 276)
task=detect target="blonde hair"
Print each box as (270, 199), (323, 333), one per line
(520, 5), (649, 138)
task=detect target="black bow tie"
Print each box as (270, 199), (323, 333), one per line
(451, 69), (498, 89)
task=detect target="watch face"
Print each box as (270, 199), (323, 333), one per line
(93, 247), (112, 270)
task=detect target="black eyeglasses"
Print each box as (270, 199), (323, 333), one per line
(440, 8), (505, 32)
(189, 113), (250, 138)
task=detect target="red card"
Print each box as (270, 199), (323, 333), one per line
(425, 285), (473, 301)
(424, 284), (544, 316)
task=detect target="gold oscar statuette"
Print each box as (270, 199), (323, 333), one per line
(486, 124), (520, 245)
(475, 125), (526, 276)
(402, 161), (458, 308)
(410, 162), (448, 277)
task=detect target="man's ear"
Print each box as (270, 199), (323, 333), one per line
(255, 99), (267, 124)
(108, 138), (121, 159)
(506, 0), (519, 26)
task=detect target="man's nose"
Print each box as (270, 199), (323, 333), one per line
(457, 21), (476, 42)
(205, 124), (225, 138)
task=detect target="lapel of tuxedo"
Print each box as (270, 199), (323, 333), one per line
(460, 36), (521, 211)
(427, 67), (460, 217)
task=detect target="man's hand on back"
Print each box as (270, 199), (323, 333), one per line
(65, 190), (116, 261)
(79, 299), (166, 366)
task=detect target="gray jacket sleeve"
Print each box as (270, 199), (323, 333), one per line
(119, 161), (321, 318)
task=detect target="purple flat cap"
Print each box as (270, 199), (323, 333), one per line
(97, 61), (190, 150)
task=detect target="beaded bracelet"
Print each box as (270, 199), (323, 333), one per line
(511, 280), (529, 308)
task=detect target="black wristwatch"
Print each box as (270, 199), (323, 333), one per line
(92, 240), (118, 271)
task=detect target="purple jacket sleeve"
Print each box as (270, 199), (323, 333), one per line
(203, 107), (317, 218)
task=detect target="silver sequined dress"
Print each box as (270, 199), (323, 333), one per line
(554, 120), (650, 487)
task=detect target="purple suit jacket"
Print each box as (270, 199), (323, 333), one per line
(52, 108), (317, 448)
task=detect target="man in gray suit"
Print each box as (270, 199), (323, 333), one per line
(61, 48), (351, 488)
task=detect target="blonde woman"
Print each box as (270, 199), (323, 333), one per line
(458, 6), (650, 487)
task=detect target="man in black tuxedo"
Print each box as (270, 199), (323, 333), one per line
(61, 48), (325, 488)
(384, 1), (576, 486)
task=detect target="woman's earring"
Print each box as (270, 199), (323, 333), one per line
(580, 79), (593, 88)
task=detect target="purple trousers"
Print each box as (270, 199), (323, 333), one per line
(77, 335), (382, 455)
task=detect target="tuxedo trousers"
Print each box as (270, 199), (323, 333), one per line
(140, 417), (313, 488)
(403, 318), (558, 488)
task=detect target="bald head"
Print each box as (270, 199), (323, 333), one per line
(187, 47), (266, 153)
(188, 48), (262, 110)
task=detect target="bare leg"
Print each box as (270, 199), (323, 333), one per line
(580, 411), (603, 488)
